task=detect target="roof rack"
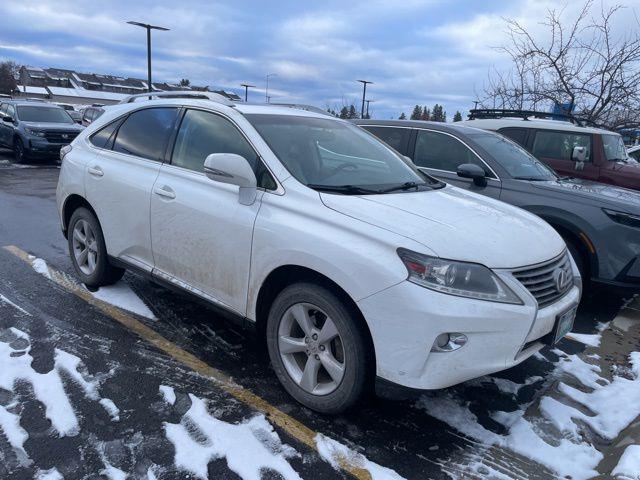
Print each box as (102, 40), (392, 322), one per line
(467, 108), (581, 124)
(266, 103), (332, 116)
(118, 90), (235, 106)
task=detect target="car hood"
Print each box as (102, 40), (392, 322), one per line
(532, 178), (640, 211)
(22, 122), (83, 131)
(320, 185), (565, 269)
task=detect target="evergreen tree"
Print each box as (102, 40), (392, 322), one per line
(431, 104), (446, 122)
(453, 111), (463, 122)
(348, 104), (358, 119)
(398, 112), (406, 120)
(410, 105), (422, 120)
(339, 106), (349, 119)
(420, 106), (430, 121)
(179, 78), (190, 87)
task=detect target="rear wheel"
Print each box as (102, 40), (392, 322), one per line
(68, 207), (124, 287)
(266, 283), (369, 414)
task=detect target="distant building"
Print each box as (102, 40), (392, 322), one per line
(14, 66), (229, 106)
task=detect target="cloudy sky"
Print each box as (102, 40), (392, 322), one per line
(0, 0), (636, 119)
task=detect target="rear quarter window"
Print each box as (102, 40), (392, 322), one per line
(112, 108), (179, 161)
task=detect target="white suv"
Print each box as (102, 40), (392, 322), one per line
(56, 93), (581, 413)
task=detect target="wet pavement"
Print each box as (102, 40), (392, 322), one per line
(0, 151), (635, 479)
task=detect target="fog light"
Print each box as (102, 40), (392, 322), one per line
(431, 333), (467, 352)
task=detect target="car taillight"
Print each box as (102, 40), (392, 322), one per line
(60, 145), (72, 161)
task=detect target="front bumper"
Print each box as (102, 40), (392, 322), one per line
(357, 273), (581, 390)
(27, 139), (69, 157)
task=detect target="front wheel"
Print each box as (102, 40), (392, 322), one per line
(266, 283), (369, 414)
(68, 207), (124, 287)
(13, 138), (26, 164)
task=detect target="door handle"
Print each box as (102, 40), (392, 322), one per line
(88, 166), (104, 177)
(153, 185), (176, 199)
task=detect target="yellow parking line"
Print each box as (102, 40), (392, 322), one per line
(4, 245), (371, 480)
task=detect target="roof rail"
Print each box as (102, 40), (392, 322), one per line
(268, 103), (332, 116)
(118, 90), (235, 106)
(467, 108), (582, 124)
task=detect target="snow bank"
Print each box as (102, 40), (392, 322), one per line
(613, 444), (640, 479)
(163, 393), (301, 480)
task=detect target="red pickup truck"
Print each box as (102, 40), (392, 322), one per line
(463, 116), (640, 191)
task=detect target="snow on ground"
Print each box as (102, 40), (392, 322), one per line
(418, 338), (640, 479)
(163, 393), (302, 480)
(159, 385), (176, 405)
(89, 282), (156, 320)
(36, 467), (64, 479)
(0, 327), (119, 464)
(27, 255), (156, 320)
(613, 445), (640, 479)
(315, 434), (407, 480)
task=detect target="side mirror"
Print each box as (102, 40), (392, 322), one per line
(572, 146), (587, 163)
(204, 153), (257, 205)
(2, 116), (13, 123)
(457, 163), (487, 187)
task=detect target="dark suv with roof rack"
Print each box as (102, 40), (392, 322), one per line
(461, 109), (640, 192)
(0, 100), (84, 163)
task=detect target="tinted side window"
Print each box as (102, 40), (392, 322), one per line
(0, 104), (6, 115)
(89, 118), (123, 149)
(363, 126), (410, 154)
(113, 108), (179, 161)
(532, 130), (591, 162)
(172, 109), (276, 189)
(499, 128), (527, 146)
(414, 130), (491, 175)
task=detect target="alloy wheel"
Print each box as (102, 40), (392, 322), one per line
(72, 219), (98, 275)
(277, 302), (346, 395)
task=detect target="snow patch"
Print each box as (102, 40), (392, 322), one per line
(31, 258), (52, 279)
(315, 433), (407, 480)
(566, 331), (601, 347)
(613, 444), (640, 479)
(0, 403), (30, 465)
(0, 293), (31, 316)
(159, 385), (176, 405)
(36, 468), (64, 479)
(164, 393), (301, 480)
(89, 282), (156, 320)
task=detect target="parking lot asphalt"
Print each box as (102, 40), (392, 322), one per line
(0, 150), (635, 479)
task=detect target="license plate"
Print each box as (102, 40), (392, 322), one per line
(552, 306), (577, 345)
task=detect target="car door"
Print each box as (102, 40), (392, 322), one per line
(86, 106), (180, 272)
(411, 128), (502, 199)
(150, 108), (274, 314)
(530, 129), (599, 180)
(0, 104), (8, 145)
(0, 104), (16, 146)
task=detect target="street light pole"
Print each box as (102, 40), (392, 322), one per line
(240, 83), (255, 102)
(127, 21), (170, 94)
(357, 79), (373, 119)
(365, 99), (375, 118)
(265, 74), (276, 103)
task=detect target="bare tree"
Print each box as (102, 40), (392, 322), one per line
(481, 1), (640, 129)
(0, 61), (18, 95)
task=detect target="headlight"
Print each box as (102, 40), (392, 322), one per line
(25, 128), (46, 137)
(397, 248), (523, 304)
(603, 208), (640, 229)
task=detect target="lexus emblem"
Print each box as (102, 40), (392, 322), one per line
(553, 268), (570, 292)
(62, 134), (69, 139)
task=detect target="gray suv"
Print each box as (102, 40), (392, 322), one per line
(357, 119), (640, 293)
(0, 100), (84, 162)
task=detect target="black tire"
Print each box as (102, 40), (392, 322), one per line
(13, 138), (26, 164)
(68, 207), (125, 287)
(266, 282), (369, 414)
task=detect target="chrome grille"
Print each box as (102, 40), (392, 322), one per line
(43, 130), (78, 143)
(512, 251), (573, 308)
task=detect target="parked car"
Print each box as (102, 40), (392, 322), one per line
(627, 145), (640, 163)
(0, 100), (84, 162)
(461, 110), (640, 191)
(57, 93), (580, 413)
(81, 106), (105, 127)
(357, 119), (640, 293)
(56, 103), (82, 124)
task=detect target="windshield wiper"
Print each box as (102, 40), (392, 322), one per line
(377, 181), (432, 193)
(306, 184), (381, 195)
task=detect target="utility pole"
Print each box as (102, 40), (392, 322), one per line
(266, 73), (276, 103)
(365, 99), (375, 119)
(357, 79), (373, 119)
(127, 21), (170, 95)
(240, 83), (255, 102)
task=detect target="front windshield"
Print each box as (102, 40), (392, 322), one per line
(17, 106), (74, 124)
(470, 132), (557, 181)
(602, 134), (630, 162)
(246, 114), (439, 192)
